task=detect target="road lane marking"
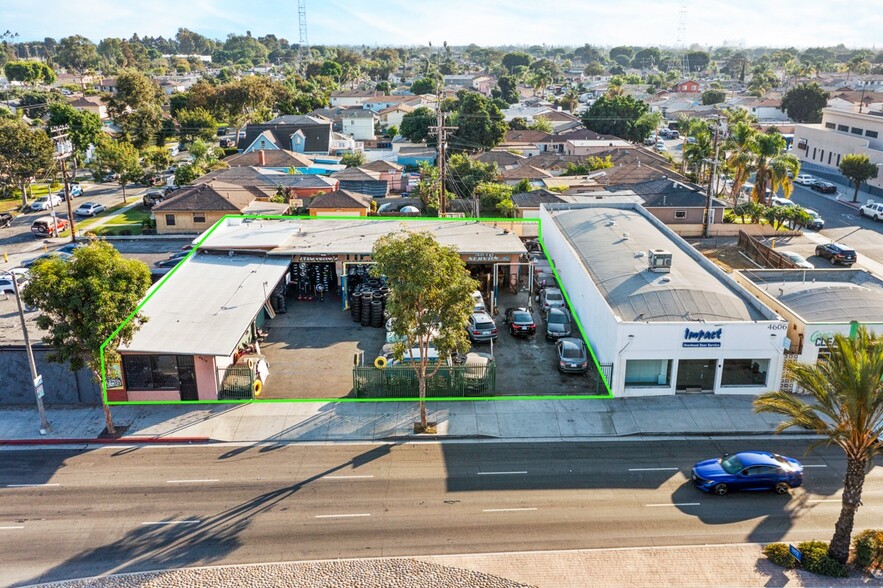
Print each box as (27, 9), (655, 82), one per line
(477, 471), (528, 476)
(0, 526), (24, 530)
(166, 479), (219, 484)
(629, 467), (679, 472)
(802, 465), (827, 468)
(322, 475), (374, 479)
(646, 503), (701, 507)
(314, 513), (371, 518)
(5, 483), (60, 488)
(483, 508), (538, 512)
(141, 520), (201, 526)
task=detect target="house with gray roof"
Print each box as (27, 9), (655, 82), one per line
(238, 115), (334, 155)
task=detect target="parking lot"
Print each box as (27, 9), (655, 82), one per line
(256, 286), (607, 400)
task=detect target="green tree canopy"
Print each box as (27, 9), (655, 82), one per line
(3, 60), (56, 85)
(0, 118), (55, 206)
(449, 91), (507, 152)
(175, 107), (218, 143)
(399, 106), (436, 144)
(581, 94), (651, 142)
(494, 74), (520, 105)
(445, 153), (499, 198)
(340, 151), (367, 168)
(839, 153), (879, 202)
(501, 52), (531, 74)
(104, 69), (165, 148)
(55, 35), (100, 73)
(371, 231), (479, 432)
(91, 138), (143, 201)
(701, 89), (726, 105)
(410, 76), (438, 95)
(47, 102), (103, 179)
(21, 241), (152, 435)
(753, 327), (883, 565)
(781, 83), (830, 123)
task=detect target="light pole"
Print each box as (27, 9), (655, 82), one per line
(11, 274), (50, 434)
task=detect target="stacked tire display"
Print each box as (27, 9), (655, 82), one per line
(347, 270), (389, 328)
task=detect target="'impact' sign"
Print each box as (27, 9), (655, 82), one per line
(682, 328), (723, 348)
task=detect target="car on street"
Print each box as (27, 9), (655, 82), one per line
(794, 173), (817, 186)
(538, 287), (566, 315)
(30, 216), (69, 237)
(803, 208), (825, 230)
(815, 242), (857, 266)
(691, 451), (803, 496)
(75, 202), (106, 217)
(556, 337), (589, 374)
(466, 311), (498, 343)
(0, 271), (28, 294)
(810, 179), (837, 194)
(20, 250), (72, 268)
(57, 183), (83, 199)
(770, 196), (796, 208)
(779, 250), (814, 269)
(545, 307), (573, 340)
(30, 194), (62, 211)
(0, 211), (13, 228)
(504, 307), (536, 337)
(859, 201), (883, 221)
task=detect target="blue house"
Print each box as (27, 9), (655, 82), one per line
(397, 146), (437, 167)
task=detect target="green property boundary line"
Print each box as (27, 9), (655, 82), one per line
(101, 214), (613, 405)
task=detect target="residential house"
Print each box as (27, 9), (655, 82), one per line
(68, 95), (108, 120)
(472, 75), (495, 96)
(564, 139), (631, 156)
(96, 78), (118, 93)
(733, 98), (790, 123)
(500, 130), (552, 157)
(195, 165), (339, 199)
(500, 165), (553, 188)
(305, 189), (373, 217)
(238, 115), (334, 155)
(152, 182), (288, 234)
(330, 167), (389, 197)
(472, 150), (526, 170)
(330, 89), (380, 107)
(540, 176), (605, 193)
(362, 160), (406, 193)
(608, 178), (726, 225)
(330, 132), (361, 155)
(361, 95), (427, 113)
(443, 75), (475, 89)
(673, 79), (700, 93)
(341, 109), (377, 141)
(826, 91), (883, 113)
(224, 149), (314, 172)
(377, 104), (415, 129)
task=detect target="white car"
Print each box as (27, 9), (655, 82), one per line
(30, 194), (62, 211)
(794, 174), (817, 186)
(803, 208), (825, 230)
(779, 251), (814, 270)
(75, 202), (106, 217)
(0, 270), (28, 294)
(859, 201), (883, 221)
(771, 196), (796, 208)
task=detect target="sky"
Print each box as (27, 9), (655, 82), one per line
(4, 0), (882, 49)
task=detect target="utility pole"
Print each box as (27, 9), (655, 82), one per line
(429, 102), (457, 217)
(703, 118), (722, 238)
(51, 125), (77, 243)
(12, 275), (50, 435)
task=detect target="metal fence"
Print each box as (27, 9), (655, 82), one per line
(594, 363), (613, 396)
(353, 364), (496, 398)
(218, 366), (254, 400)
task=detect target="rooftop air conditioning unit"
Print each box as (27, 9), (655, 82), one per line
(648, 249), (672, 273)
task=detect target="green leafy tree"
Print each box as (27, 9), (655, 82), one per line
(701, 89), (726, 105)
(494, 74), (521, 105)
(3, 60), (56, 85)
(91, 138), (143, 202)
(410, 77), (438, 95)
(399, 106), (435, 143)
(781, 83), (830, 123)
(320, 60), (343, 81)
(47, 102), (103, 180)
(104, 69), (165, 148)
(752, 131), (800, 204)
(340, 151), (367, 168)
(581, 94), (650, 142)
(450, 91), (507, 152)
(501, 52), (531, 74)
(175, 107), (217, 143)
(18, 89), (63, 118)
(371, 231), (479, 432)
(839, 153), (879, 202)
(562, 155), (614, 176)
(174, 163), (202, 186)
(754, 327), (883, 565)
(141, 145), (173, 176)
(0, 118), (55, 206)
(54, 35), (100, 73)
(21, 242), (152, 436)
(445, 153), (499, 198)
(473, 181), (514, 216)
(583, 61), (605, 76)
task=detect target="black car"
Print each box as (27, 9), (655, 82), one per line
(810, 180), (837, 194)
(815, 242), (857, 266)
(504, 307), (536, 337)
(545, 307), (573, 340)
(0, 212), (13, 228)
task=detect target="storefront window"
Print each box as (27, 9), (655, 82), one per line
(721, 358), (769, 386)
(123, 355), (183, 390)
(625, 359), (672, 387)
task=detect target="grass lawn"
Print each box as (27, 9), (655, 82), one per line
(76, 203), (152, 236)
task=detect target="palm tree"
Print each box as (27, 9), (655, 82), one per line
(678, 116), (708, 175)
(724, 121), (757, 206)
(683, 129), (713, 181)
(751, 132), (800, 205)
(754, 327), (883, 565)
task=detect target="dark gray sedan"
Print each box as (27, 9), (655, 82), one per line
(556, 337), (589, 374)
(545, 307), (572, 340)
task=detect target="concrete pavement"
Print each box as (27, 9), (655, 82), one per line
(1, 394), (800, 444)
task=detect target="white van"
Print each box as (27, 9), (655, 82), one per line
(168, 146), (180, 157)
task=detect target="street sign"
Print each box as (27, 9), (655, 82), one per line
(34, 374), (44, 399)
(788, 544), (802, 563)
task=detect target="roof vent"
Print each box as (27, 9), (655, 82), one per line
(622, 232), (630, 240)
(648, 248), (672, 273)
(606, 220), (616, 227)
(635, 251), (646, 258)
(660, 276), (671, 283)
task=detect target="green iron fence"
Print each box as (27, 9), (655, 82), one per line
(218, 366), (254, 400)
(353, 364), (496, 398)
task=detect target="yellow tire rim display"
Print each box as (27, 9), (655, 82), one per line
(253, 380), (262, 396)
(374, 356), (388, 369)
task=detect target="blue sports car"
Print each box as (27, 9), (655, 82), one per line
(691, 451), (803, 496)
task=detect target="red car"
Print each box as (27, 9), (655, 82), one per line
(30, 216), (69, 237)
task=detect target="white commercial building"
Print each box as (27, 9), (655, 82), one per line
(539, 203), (787, 397)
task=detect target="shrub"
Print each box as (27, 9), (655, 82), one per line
(763, 543), (797, 568)
(118, 229), (133, 236)
(797, 540), (847, 578)
(854, 529), (883, 568)
(723, 210), (736, 224)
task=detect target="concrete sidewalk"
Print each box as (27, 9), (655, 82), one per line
(0, 395), (800, 444)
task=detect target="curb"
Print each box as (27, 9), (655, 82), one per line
(0, 436), (211, 446)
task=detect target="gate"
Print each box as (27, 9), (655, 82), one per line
(218, 366), (254, 400)
(353, 364), (496, 398)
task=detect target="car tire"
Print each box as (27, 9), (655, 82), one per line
(775, 482), (790, 495)
(713, 483), (728, 496)
(875, 214), (881, 221)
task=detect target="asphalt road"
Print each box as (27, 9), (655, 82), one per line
(1, 439), (880, 587)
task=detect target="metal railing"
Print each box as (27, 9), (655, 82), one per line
(218, 366), (254, 400)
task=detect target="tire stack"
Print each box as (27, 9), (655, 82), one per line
(350, 293), (362, 322)
(360, 292), (373, 326)
(370, 296), (384, 327)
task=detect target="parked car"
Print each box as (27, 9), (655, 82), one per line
(504, 307), (536, 337)
(20, 250), (72, 268)
(0, 271), (28, 294)
(779, 250), (814, 270)
(859, 201), (883, 221)
(669, 130), (680, 139)
(466, 312), (498, 343)
(538, 287), (566, 315)
(143, 191), (167, 208)
(57, 183), (83, 200)
(545, 307), (573, 340)
(30, 194), (62, 211)
(103, 172), (120, 183)
(471, 290), (486, 313)
(803, 208), (825, 230)
(815, 242), (857, 266)
(794, 173), (817, 186)
(30, 216), (69, 237)
(810, 180), (837, 194)
(691, 451), (803, 496)
(770, 196), (796, 208)
(75, 202), (106, 217)
(556, 337), (589, 374)
(0, 211), (14, 228)
(655, 143), (666, 153)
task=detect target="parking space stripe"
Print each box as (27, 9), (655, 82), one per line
(629, 467), (679, 472)
(646, 503), (700, 507)
(477, 471), (528, 476)
(5, 483), (60, 488)
(315, 513), (371, 518)
(483, 508), (537, 512)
